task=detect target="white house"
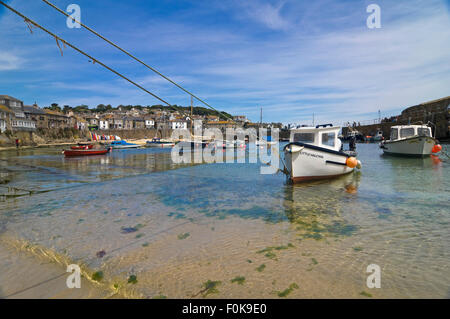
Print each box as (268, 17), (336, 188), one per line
(170, 119), (187, 130)
(145, 118), (155, 128)
(99, 119), (109, 130)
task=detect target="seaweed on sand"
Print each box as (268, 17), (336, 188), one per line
(230, 276), (246, 285)
(128, 275), (138, 284)
(256, 264), (266, 272)
(276, 283), (299, 297)
(177, 232), (190, 240)
(192, 280), (222, 298)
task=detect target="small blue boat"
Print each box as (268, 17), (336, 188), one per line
(109, 140), (140, 149)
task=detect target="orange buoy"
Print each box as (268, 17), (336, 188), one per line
(432, 144), (442, 153)
(346, 157), (358, 168)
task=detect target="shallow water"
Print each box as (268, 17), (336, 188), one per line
(0, 143), (448, 298)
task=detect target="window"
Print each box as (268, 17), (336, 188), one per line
(293, 133), (315, 143)
(417, 128), (430, 137)
(400, 128), (415, 138)
(390, 128), (398, 140)
(321, 132), (335, 147)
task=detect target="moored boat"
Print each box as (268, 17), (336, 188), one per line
(364, 129), (384, 142)
(283, 124), (361, 183)
(109, 140), (140, 149)
(146, 138), (175, 148)
(63, 147), (112, 157)
(71, 144), (94, 150)
(380, 124), (442, 156)
(176, 141), (209, 149)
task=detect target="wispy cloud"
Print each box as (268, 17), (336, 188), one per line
(0, 52), (22, 70)
(239, 0), (291, 31)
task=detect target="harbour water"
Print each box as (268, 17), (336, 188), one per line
(0, 143), (449, 298)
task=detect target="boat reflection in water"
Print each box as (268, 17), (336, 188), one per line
(282, 172), (361, 241)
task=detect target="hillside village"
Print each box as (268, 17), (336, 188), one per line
(0, 95), (284, 137)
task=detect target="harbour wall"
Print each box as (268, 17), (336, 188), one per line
(0, 128), (90, 147)
(343, 96), (450, 140)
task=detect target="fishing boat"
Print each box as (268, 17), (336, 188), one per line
(379, 124), (442, 156)
(109, 140), (140, 149)
(283, 124), (361, 183)
(71, 144), (94, 150)
(63, 147), (112, 157)
(146, 138), (175, 148)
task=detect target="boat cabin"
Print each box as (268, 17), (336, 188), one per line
(289, 124), (342, 151)
(389, 125), (432, 141)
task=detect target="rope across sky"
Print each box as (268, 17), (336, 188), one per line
(40, 0), (235, 123)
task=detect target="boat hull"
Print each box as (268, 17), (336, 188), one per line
(111, 145), (140, 149)
(284, 143), (354, 183)
(381, 136), (436, 156)
(63, 148), (111, 157)
(146, 142), (175, 148)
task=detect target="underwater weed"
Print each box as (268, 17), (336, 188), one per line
(177, 232), (190, 240)
(92, 271), (104, 282)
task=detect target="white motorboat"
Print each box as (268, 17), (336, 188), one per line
(380, 124), (442, 156)
(109, 140), (140, 149)
(283, 124), (361, 183)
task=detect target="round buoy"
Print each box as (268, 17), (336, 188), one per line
(432, 144), (442, 153)
(346, 157), (358, 168)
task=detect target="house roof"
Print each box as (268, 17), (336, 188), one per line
(44, 109), (68, 117)
(0, 104), (14, 113)
(123, 116), (144, 121)
(206, 121), (233, 124)
(0, 95), (22, 102)
(23, 106), (46, 115)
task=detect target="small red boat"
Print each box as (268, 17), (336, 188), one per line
(63, 147), (112, 157)
(71, 144), (94, 150)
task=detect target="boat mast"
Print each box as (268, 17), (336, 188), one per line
(190, 94), (194, 137)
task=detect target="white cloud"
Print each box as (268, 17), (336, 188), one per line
(0, 52), (22, 70)
(242, 1), (291, 31)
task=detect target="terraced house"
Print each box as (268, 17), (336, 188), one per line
(24, 104), (71, 129)
(0, 104), (13, 133)
(0, 95), (36, 131)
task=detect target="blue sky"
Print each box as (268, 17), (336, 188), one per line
(0, 0), (449, 125)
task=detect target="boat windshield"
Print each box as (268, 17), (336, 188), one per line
(390, 128), (398, 140)
(417, 127), (431, 137)
(293, 132), (315, 144)
(400, 128), (415, 138)
(321, 132), (335, 147)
